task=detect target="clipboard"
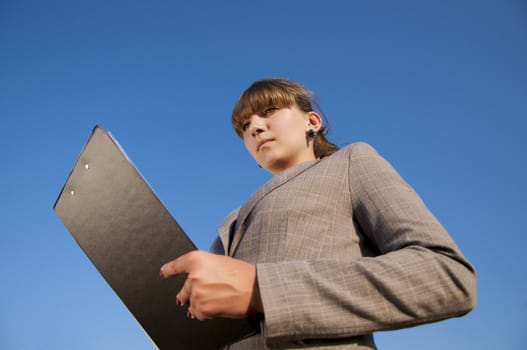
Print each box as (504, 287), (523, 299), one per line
(53, 125), (258, 349)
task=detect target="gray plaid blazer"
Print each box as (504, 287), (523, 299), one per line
(211, 143), (476, 349)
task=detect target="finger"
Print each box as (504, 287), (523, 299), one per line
(186, 308), (195, 319)
(160, 253), (191, 278)
(188, 305), (207, 321)
(176, 275), (192, 306)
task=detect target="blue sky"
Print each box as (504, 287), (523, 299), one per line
(1, 1), (526, 349)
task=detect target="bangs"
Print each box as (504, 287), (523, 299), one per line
(231, 78), (313, 137)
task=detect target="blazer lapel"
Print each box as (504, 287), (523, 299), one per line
(228, 159), (320, 256)
(216, 207), (240, 255)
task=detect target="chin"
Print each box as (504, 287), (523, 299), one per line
(265, 160), (290, 174)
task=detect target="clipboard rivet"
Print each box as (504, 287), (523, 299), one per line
(85, 164), (89, 169)
(70, 190), (75, 196)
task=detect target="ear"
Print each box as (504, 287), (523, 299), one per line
(306, 111), (323, 131)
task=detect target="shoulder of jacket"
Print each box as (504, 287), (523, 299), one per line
(337, 142), (379, 158)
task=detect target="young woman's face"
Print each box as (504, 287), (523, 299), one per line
(241, 104), (321, 174)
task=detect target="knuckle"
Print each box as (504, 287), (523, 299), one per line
(194, 310), (206, 321)
(188, 250), (207, 264)
(200, 304), (214, 318)
(191, 289), (203, 303)
(187, 274), (200, 284)
(187, 250), (200, 261)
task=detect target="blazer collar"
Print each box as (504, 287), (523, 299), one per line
(228, 159), (320, 256)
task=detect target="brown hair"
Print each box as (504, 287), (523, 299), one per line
(231, 78), (339, 158)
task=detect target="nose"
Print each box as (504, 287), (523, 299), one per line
(250, 125), (264, 137)
(248, 116), (267, 137)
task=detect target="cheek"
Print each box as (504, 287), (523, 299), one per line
(280, 122), (307, 144)
(276, 114), (307, 135)
(243, 138), (257, 155)
(242, 138), (250, 150)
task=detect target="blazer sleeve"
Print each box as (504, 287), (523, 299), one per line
(255, 143), (477, 346)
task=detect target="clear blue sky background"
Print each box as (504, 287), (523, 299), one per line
(1, 1), (526, 349)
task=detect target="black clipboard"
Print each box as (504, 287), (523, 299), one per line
(54, 125), (258, 349)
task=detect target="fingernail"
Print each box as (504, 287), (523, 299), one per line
(186, 310), (193, 318)
(159, 269), (165, 278)
(176, 297), (182, 306)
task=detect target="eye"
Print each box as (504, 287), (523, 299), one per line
(241, 121), (250, 132)
(262, 107), (278, 116)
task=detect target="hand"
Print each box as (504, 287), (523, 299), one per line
(160, 250), (262, 320)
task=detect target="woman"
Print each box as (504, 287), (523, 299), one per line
(160, 78), (477, 349)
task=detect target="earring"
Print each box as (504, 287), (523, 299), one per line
(306, 129), (317, 140)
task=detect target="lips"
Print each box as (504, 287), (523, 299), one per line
(257, 138), (274, 151)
